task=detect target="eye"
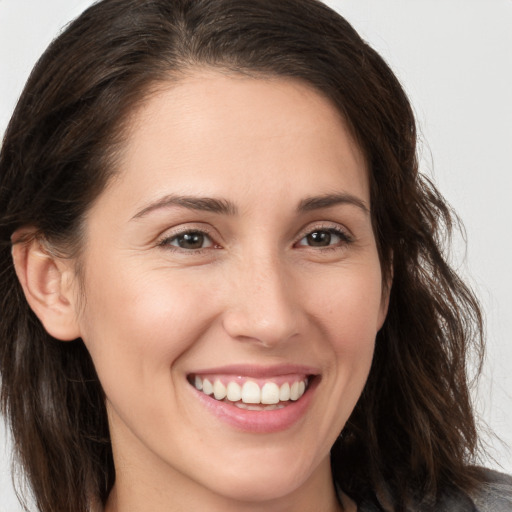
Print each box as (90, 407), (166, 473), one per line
(160, 230), (214, 250)
(295, 227), (351, 248)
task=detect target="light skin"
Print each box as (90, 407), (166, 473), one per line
(13, 70), (388, 512)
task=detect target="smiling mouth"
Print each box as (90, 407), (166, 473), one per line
(188, 374), (311, 411)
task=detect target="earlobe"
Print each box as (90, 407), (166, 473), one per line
(11, 230), (81, 341)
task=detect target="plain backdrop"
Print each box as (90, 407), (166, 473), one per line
(1, 1), (511, 510)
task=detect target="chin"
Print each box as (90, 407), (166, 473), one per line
(191, 444), (327, 505)
(205, 468), (308, 504)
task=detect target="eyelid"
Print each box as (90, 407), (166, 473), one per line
(154, 221), (353, 252)
(294, 222), (354, 248)
(156, 223), (222, 251)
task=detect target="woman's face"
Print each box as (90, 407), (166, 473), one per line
(73, 71), (388, 508)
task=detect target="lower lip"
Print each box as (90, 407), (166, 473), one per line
(189, 377), (318, 433)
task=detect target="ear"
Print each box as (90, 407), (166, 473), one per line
(11, 229), (81, 341)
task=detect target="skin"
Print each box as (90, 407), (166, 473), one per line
(25, 71), (388, 511)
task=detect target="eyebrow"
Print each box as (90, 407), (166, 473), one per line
(132, 194), (238, 219)
(297, 193), (369, 215)
(131, 191), (369, 220)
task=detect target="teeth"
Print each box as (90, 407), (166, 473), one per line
(261, 382), (280, 404)
(234, 401), (286, 411)
(202, 378), (213, 395)
(290, 381), (300, 400)
(279, 382), (290, 401)
(241, 381), (261, 404)
(213, 380), (227, 400)
(192, 376), (309, 406)
(226, 381), (242, 401)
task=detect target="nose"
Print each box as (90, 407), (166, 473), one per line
(222, 254), (300, 348)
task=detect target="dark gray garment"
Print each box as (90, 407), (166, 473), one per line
(470, 469), (512, 512)
(354, 469), (512, 512)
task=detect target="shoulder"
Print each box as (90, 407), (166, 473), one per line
(355, 468), (512, 512)
(469, 468), (512, 512)
(429, 468), (512, 512)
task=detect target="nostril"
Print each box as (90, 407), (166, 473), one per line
(222, 309), (299, 348)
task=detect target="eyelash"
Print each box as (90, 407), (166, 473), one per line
(294, 225), (353, 250)
(157, 224), (353, 253)
(157, 227), (218, 254)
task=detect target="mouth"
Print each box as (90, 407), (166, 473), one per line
(187, 374), (310, 411)
(186, 367), (319, 432)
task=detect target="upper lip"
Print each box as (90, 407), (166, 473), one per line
(188, 364), (320, 378)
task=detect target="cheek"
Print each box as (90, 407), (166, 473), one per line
(311, 261), (384, 343)
(76, 263), (214, 400)
(308, 260), (382, 386)
(294, 262), (382, 442)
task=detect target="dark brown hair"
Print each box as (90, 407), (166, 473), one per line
(0, 1), (484, 510)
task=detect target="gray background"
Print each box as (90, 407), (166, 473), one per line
(1, 1), (511, 510)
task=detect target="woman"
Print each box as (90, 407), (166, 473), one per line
(0, 0), (510, 511)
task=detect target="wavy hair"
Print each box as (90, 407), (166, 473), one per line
(0, 1), (484, 510)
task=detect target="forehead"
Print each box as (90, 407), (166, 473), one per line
(106, 70), (369, 214)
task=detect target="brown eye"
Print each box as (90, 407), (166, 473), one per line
(296, 228), (350, 248)
(166, 231), (213, 250)
(305, 231), (332, 247)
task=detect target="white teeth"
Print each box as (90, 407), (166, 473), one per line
(213, 380), (227, 400)
(261, 382), (280, 404)
(192, 376), (309, 405)
(202, 378), (213, 395)
(241, 381), (261, 404)
(234, 402), (285, 411)
(290, 381), (300, 401)
(226, 381), (242, 402)
(279, 382), (291, 401)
